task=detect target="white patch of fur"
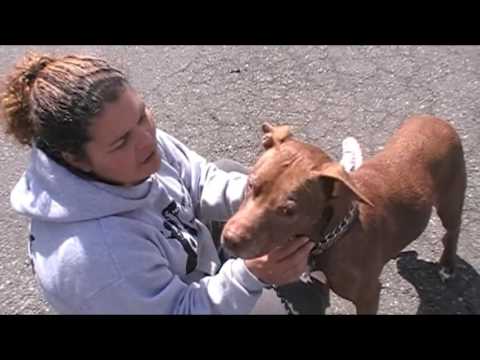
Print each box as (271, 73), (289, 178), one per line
(340, 137), (363, 172)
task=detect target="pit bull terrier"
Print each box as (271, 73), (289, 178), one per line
(222, 115), (466, 314)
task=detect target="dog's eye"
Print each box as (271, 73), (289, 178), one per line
(279, 200), (297, 217)
(246, 179), (254, 193)
(246, 177), (263, 197)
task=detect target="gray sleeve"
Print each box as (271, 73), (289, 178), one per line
(82, 256), (265, 315)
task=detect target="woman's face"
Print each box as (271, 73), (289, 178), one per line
(67, 86), (161, 186)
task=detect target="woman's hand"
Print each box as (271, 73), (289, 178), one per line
(244, 236), (314, 286)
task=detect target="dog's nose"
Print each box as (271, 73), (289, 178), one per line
(221, 229), (237, 247)
(221, 229), (247, 254)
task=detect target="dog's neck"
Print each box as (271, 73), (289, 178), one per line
(310, 190), (359, 257)
(323, 195), (355, 236)
(305, 198), (359, 280)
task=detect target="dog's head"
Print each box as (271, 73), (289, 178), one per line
(221, 122), (373, 259)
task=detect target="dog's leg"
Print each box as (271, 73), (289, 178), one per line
(353, 280), (381, 314)
(436, 184), (465, 282)
(438, 225), (460, 282)
(435, 160), (466, 282)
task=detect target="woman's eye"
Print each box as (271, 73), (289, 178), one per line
(114, 138), (127, 150)
(141, 108), (153, 125)
(245, 179), (260, 198)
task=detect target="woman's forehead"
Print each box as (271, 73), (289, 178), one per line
(88, 88), (143, 143)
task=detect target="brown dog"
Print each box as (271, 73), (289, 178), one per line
(222, 115), (466, 314)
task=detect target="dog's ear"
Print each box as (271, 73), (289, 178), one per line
(261, 122), (291, 149)
(313, 162), (374, 207)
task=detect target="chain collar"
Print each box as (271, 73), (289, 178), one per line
(270, 203), (359, 311)
(310, 203), (358, 257)
(270, 203), (359, 293)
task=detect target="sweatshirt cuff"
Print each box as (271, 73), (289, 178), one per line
(230, 258), (268, 293)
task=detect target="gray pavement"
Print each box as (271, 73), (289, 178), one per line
(0, 45), (478, 314)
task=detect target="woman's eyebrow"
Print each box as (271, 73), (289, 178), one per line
(108, 102), (146, 147)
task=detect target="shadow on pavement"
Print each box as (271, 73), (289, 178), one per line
(396, 250), (480, 314)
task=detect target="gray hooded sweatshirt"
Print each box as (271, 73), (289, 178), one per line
(10, 129), (266, 314)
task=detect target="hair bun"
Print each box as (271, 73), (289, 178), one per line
(21, 54), (55, 86)
(1, 52), (55, 146)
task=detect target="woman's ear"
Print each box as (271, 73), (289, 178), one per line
(61, 152), (93, 173)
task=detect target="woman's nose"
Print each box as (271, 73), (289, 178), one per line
(136, 126), (154, 149)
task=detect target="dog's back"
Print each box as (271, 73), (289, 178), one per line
(352, 115), (466, 260)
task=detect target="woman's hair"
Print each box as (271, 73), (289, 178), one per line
(0, 52), (129, 163)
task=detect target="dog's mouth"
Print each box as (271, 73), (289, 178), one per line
(257, 233), (312, 258)
(292, 233), (308, 239)
(223, 232), (312, 259)
(287, 233), (312, 245)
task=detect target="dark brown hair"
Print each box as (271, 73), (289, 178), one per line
(0, 52), (129, 163)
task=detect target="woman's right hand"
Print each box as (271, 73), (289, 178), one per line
(244, 236), (315, 286)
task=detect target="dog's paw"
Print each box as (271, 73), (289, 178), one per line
(438, 266), (454, 283)
(300, 270), (328, 285)
(299, 272), (313, 284)
(309, 270), (327, 284)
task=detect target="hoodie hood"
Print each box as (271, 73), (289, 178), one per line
(10, 146), (159, 223)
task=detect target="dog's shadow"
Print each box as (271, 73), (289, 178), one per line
(396, 251), (480, 314)
(275, 279), (330, 315)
